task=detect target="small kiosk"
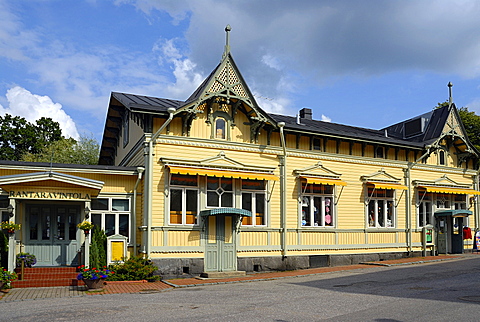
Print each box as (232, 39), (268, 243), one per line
(435, 209), (472, 254)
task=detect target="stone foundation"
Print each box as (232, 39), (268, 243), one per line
(153, 251), (423, 278)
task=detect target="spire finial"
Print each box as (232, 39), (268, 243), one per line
(223, 25), (231, 59)
(448, 82), (453, 106)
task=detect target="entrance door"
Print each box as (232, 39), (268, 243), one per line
(25, 205), (80, 266)
(204, 215), (237, 272)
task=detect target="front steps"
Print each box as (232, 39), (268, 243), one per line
(199, 271), (246, 279)
(11, 267), (81, 288)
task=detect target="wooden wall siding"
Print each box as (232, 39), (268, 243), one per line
(298, 136), (310, 150)
(116, 116), (145, 166)
(411, 232), (422, 243)
(269, 132), (281, 147)
(338, 231), (364, 245)
(168, 230), (201, 247)
(240, 231), (268, 246)
(350, 143), (362, 156)
(151, 230), (164, 247)
(301, 231), (335, 245)
(287, 231), (297, 245)
(368, 232), (396, 244)
(125, 148), (144, 167)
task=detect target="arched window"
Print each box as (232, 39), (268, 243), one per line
(215, 118), (226, 139)
(439, 150), (446, 165)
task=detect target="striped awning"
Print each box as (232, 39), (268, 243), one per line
(418, 186), (480, 195)
(367, 182), (408, 190)
(200, 208), (252, 217)
(300, 176), (347, 186)
(167, 165), (278, 181)
(434, 209), (472, 217)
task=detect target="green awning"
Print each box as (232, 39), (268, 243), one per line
(434, 209), (472, 218)
(200, 208), (252, 217)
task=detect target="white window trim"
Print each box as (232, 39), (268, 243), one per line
(241, 189), (267, 227)
(168, 187), (199, 226)
(366, 189), (395, 228)
(90, 196), (132, 242)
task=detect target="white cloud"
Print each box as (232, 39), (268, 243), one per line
(153, 38), (205, 100)
(0, 86), (79, 139)
(321, 114), (331, 122)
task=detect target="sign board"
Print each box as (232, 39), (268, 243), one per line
(475, 231), (480, 251)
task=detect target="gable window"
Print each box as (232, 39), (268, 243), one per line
(438, 150), (446, 166)
(301, 182), (334, 227)
(207, 177), (233, 207)
(215, 118), (226, 139)
(169, 174), (199, 225)
(91, 197), (131, 240)
(241, 179), (266, 226)
(367, 187), (394, 228)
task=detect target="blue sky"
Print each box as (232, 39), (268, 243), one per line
(2, 0), (480, 141)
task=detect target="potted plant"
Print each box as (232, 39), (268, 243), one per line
(76, 265), (114, 289)
(16, 252), (37, 268)
(1, 221), (21, 234)
(77, 221), (94, 234)
(0, 267), (18, 290)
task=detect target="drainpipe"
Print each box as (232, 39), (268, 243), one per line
(278, 122), (287, 259)
(133, 166), (144, 255)
(405, 145), (432, 254)
(475, 171), (480, 232)
(145, 107), (175, 258)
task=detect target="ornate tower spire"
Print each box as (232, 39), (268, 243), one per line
(448, 82), (453, 107)
(222, 25), (231, 60)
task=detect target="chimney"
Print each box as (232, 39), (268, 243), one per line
(299, 108), (312, 120)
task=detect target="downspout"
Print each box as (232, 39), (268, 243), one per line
(405, 145), (432, 254)
(133, 166), (144, 255)
(145, 107), (176, 258)
(278, 122), (287, 259)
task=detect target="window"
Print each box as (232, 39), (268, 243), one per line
(375, 146), (384, 158)
(91, 197), (131, 240)
(438, 150), (446, 165)
(312, 138), (321, 151)
(207, 177), (233, 207)
(301, 182), (334, 227)
(418, 192), (433, 227)
(241, 179), (266, 226)
(367, 187), (394, 228)
(215, 118), (226, 139)
(169, 174), (199, 225)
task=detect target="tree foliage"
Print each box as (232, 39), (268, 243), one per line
(0, 114), (62, 161)
(457, 107), (480, 151)
(21, 134), (100, 165)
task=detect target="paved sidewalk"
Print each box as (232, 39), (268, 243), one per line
(0, 254), (470, 302)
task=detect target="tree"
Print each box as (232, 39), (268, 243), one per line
(21, 134), (100, 165)
(0, 114), (62, 161)
(457, 107), (480, 151)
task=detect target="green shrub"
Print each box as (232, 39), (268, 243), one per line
(89, 227), (106, 268)
(108, 255), (160, 281)
(0, 231), (7, 268)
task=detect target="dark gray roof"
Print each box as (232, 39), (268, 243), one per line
(112, 92), (183, 113)
(269, 114), (425, 149)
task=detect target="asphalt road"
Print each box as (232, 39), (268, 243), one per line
(1, 256), (480, 321)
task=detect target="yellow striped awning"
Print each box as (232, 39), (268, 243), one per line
(167, 166), (279, 181)
(300, 176), (347, 186)
(367, 182), (408, 190)
(418, 185), (480, 195)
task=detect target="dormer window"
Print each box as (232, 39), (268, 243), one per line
(215, 118), (226, 139)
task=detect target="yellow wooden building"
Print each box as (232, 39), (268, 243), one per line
(2, 26), (479, 276)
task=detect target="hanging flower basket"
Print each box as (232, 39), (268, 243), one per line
(1, 221), (20, 234)
(77, 221), (94, 234)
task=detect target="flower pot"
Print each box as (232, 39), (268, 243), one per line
(82, 278), (105, 289)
